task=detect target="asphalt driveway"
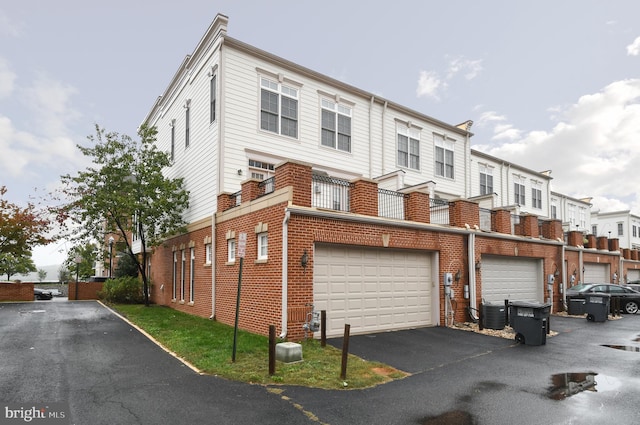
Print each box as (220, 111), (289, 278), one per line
(1, 301), (640, 425)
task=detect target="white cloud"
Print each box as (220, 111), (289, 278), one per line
(22, 73), (81, 136)
(475, 79), (640, 212)
(626, 36), (640, 56)
(0, 10), (23, 38)
(447, 57), (483, 80)
(0, 57), (16, 98)
(416, 70), (445, 100)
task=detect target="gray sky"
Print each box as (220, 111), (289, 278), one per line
(1, 0), (639, 267)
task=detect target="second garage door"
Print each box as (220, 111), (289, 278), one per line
(583, 263), (610, 283)
(481, 256), (542, 303)
(313, 244), (433, 337)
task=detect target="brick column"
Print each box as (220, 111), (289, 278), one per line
(519, 214), (540, 238)
(609, 238), (620, 252)
(597, 236), (608, 250)
(491, 209), (512, 234)
(217, 193), (235, 213)
(585, 234), (597, 248)
(351, 178), (378, 216)
(632, 250), (639, 261)
(567, 231), (583, 247)
(541, 220), (564, 241)
(274, 160), (312, 207)
(449, 199), (479, 229)
(405, 192), (430, 223)
(241, 179), (261, 203)
(623, 248), (631, 259)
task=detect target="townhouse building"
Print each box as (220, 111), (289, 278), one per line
(135, 14), (636, 340)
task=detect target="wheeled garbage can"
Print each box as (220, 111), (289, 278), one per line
(566, 297), (586, 315)
(509, 301), (551, 346)
(585, 293), (610, 322)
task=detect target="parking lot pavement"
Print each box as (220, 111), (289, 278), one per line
(282, 314), (640, 425)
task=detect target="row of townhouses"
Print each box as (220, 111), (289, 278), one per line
(112, 14), (640, 340)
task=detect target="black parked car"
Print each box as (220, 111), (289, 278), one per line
(34, 288), (53, 300)
(567, 283), (640, 314)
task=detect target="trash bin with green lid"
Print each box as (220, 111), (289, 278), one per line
(585, 293), (610, 322)
(509, 301), (551, 346)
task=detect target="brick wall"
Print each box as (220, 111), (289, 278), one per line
(0, 283), (34, 301)
(68, 282), (103, 300)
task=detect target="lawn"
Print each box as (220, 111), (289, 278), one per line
(110, 304), (407, 389)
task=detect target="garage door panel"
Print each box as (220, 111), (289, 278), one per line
(583, 263), (609, 283)
(482, 256), (541, 303)
(314, 245), (432, 337)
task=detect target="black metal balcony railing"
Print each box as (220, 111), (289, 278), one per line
(312, 174), (351, 212)
(429, 198), (450, 225)
(258, 176), (275, 197)
(378, 188), (407, 220)
(229, 190), (241, 209)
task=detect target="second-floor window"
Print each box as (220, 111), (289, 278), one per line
(618, 222), (624, 236)
(551, 204), (557, 219)
(479, 164), (493, 195)
(170, 120), (175, 162)
(321, 99), (351, 152)
(435, 134), (454, 178)
(260, 77), (298, 138)
(514, 177), (526, 205)
(397, 126), (420, 170)
(531, 186), (542, 209)
(634, 225), (637, 238)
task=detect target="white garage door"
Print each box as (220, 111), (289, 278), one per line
(583, 263), (610, 283)
(481, 256), (542, 303)
(627, 269), (640, 283)
(313, 244), (433, 337)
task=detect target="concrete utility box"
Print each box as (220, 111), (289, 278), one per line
(275, 342), (303, 363)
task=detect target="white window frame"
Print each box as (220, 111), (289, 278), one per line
(228, 239), (236, 263)
(579, 207), (586, 228)
(172, 251), (177, 300)
(618, 222), (624, 236)
(434, 134), (454, 178)
(248, 159), (275, 180)
(205, 243), (212, 264)
(260, 77), (298, 138)
(185, 99), (191, 148)
(257, 233), (268, 261)
(531, 183), (542, 209)
(479, 164), (493, 195)
(514, 176), (526, 205)
(180, 250), (186, 301)
(397, 126), (420, 170)
(321, 98), (351, 152)
(210, 74), (216, 124)
(189, 247), (195, 303)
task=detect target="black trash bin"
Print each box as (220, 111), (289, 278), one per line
(509, 301), (551, 346)
(585, 293), (610, 322)
(567, 297), (586, 315)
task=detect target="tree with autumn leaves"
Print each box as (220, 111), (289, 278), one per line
(0, 186), (53, 281)
(53, 124), (189, 306)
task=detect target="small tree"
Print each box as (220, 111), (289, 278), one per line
(38, 269), (47, 282)
(0, 253), (37, 281)
(58, 266), (70, 284)
(0, 186), (53, 259)
(54, 124), (189, 306)
(114, 251), (139, 278)
(64, 244), (97, 280)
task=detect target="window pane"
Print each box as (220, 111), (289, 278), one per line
(398, 134), (408, 167)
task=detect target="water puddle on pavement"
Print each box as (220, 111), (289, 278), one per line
(548, 372), (622, 400)
(602, 344), (640, 352)
(420, 410), (474, 425)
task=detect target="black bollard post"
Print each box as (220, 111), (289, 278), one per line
(269, 325), (276, 376)
(340, 324), (350, 380)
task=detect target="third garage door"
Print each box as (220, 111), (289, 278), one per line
(481, 256), (542, 303)
(313, 244), (433, 337)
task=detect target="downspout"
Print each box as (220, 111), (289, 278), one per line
(210, 212), (216, 319)
(468, 232), (477, 316)
(561, 244), (567, 311)
(280, 209), (290, 338)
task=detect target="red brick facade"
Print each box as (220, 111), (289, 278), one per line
(0, 283), (35, 301)
(143, 160), (638, 341)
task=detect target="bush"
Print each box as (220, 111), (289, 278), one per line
(99, 276), (144, 303)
